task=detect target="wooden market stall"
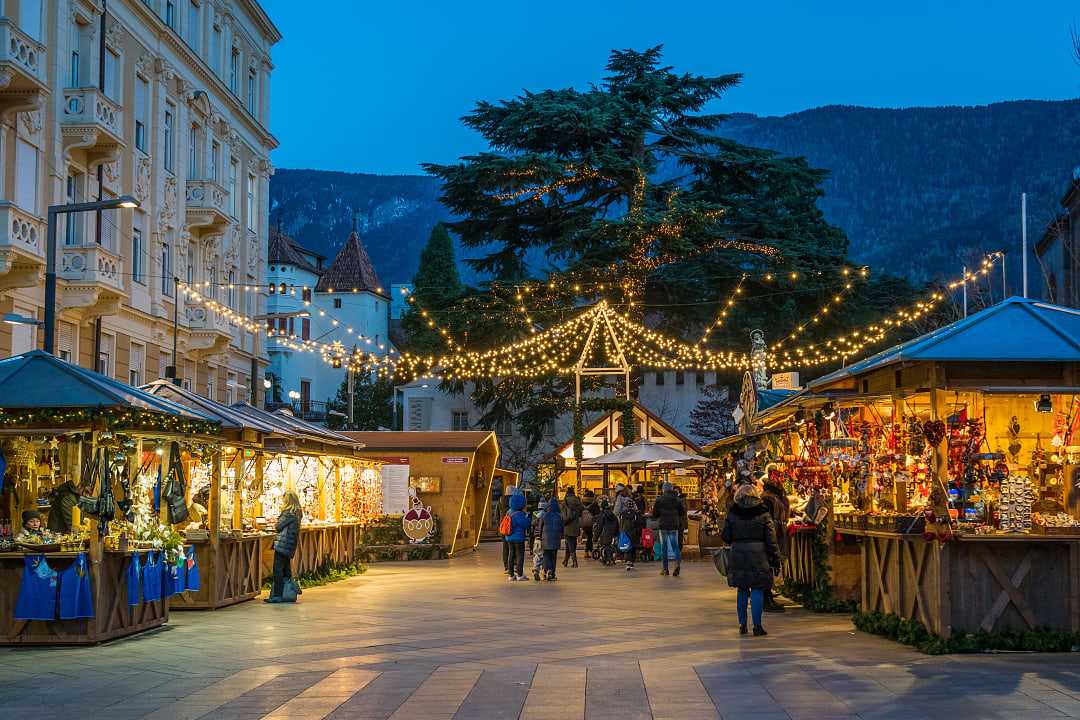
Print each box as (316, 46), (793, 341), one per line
(549, 401), (705, 507)
(343, 431), (500, 556)
(229, 404), (381, 577)
(142, 381), (281, 610)
(0, 351), (220, 645)
(808, 297), (1080, 636)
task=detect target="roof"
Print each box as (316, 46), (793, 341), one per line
(757, 388), (798, 413)
(342, 431), (495, 452)
(0, 351), (215, 420)
(808, 297), (1080, 391)
(142, 380), (280, 435)
(269, 227), (322, 274)
(551, 400), (703, 459)
(228, 403), (360, 448)
(314, 230), (386, 297)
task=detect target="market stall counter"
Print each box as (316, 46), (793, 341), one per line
(0, 352), (221, 645)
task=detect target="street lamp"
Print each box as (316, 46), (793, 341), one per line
(2, 313), (42, 326)
(44, 195), (141, 355)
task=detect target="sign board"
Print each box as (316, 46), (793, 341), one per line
(381, 464), (410, 515)
(442, 456), (469, 464)
(771, 372), (801, 390)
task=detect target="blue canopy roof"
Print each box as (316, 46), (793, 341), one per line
(0, 350), (215, 420)
(142, 379), (281, 434)
(808, 297), (1080, 391)
(757, 388), (798, 412)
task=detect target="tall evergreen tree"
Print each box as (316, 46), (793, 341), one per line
(401, 223), (465, 354)
(326, 372), (396, 431)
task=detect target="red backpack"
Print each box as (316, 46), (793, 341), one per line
(499, 513), (513, 536)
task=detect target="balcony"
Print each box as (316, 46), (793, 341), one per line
(61, 87), (123, 163)
(184, 179), (232, 233)
(266, 400), (330, 423)
(184, 302), (234, 359)
(58, 244), (125, 319)
(0, 203), (43, 291)
(0, 18), (47, 116)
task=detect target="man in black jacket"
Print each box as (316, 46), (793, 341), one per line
(651, 482), (687, 577)
(759, 474), (791, 613)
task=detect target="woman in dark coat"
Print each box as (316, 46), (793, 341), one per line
(721, 483), (781, 636)
(539, 497), (564, 580)
(596, 498), (619, 565)
(561, 487), (584, 568)
(266, 492), (303, 603)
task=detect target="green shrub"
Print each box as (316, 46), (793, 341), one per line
(852, 610), (1080, 654)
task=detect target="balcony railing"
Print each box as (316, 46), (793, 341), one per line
(184, 302), (233, 336)
(0, 203), (43, 259)
(59, 243), (124, 293)
(0, 18), (45, 87)
(62, 87), (123, 145)
(266, 400), (330, 423)
(184, 179), (231, 231)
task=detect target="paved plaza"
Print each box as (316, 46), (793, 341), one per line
(2, 545), (1080, 719)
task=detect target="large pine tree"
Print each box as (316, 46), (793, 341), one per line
(401, 223), (465, 354)
(409, 47), (913, 446)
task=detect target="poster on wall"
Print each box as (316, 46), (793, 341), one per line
(380, 463), (410, 515)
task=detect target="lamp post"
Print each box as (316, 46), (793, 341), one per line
(44, 195), (140, 355)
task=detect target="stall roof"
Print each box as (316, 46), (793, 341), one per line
(757, 388), (798, 412)
(808, 297), (1080, 391)
(141, 380), (281, 435)
(0, 350), (215, 420)
(342, 431), (495, 452)
(228, 403), (360, 448)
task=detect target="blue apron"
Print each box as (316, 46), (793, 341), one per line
(59, 553), (94, 619)
(15, 555), (58, 621)
(127, 552), (142, 605)
(184, 546), (200, 591)
(142, 551), (162, 603)
(161, 555), (183, 596)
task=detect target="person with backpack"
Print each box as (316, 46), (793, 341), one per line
(618, 496), (645, 571)
(721, 483), (782, 636)
(539, 497), (564, 581)
(502, 491), (531, 581)
(651, 481), (688, 577)
(266, 492), (302, 603)
(596, 498), (620, 565)
(561, 486), (584, 568)
(497, 485), (515, 576)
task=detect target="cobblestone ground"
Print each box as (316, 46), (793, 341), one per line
(2, 544), (1080, 719)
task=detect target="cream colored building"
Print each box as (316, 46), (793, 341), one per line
(0, 0), (279, 403)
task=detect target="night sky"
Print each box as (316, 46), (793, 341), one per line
(261, 0), (1080, 175)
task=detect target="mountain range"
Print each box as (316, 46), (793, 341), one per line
(269, 98), (1080, 289)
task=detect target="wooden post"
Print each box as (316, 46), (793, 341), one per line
(209, 449), (221, 549)
(317, 458), (327, 521)
(157, 442), (170, 525)
(254, 453), (265, 521)
(232, 449), (243, 531)
(928, 364), (949, 497)
(334, 462), (343, 522)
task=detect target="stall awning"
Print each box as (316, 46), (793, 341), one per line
(342, 430), (495, 453)
(228, 403), (361, 450)
(0, 350), (215, 420)
(808, 297), (1080, 391)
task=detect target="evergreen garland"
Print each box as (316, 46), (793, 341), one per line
(778, 522), (858, 613)
(853, 610), (1080, 655)
(0, 407), (220, 436)
(573, 399), (635, 462)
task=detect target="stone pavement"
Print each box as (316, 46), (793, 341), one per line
(2, 544), (1080, 719)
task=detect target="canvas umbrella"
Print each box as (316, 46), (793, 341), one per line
(581, 439), (708, 467)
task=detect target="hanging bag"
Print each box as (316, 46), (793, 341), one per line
(712, 547), (730, 576)
(281, 577), (301, 603)
(164, 443), (189, 525)
(498, 513), (513, 536)
(616, 531), (632, 552)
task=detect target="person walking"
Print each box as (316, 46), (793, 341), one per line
(561, 487), (584, 568)
(540, 497), (563, 580)
(505, 491), (531, 581)
(613, 483), (633, 517)
(618, 494), (644, 571)
(760, 474), (791, 613)
(266, 492), (303, 603)
(721, 483), (781, 636)
(596, 498), (620, 565)
(498, 485), (514, 577)
(582, 490), (599, 556)
(530, 500), (546, 581)
(651, 481), (687, 577)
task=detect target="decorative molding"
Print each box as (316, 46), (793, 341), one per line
(158, 175), (177, 231)
(135, 156), (152, 202)
(104, 20), (123, 51)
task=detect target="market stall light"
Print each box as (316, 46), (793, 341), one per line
(263, 378), (272, 389)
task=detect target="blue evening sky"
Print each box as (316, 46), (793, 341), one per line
(261, 0), (1080, 175)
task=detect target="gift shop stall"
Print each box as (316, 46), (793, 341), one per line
(142, 381), (283, 609)
(811, 297), (1080, 636)
(0, 352), (219, 645)
(230, 404), (381, 577)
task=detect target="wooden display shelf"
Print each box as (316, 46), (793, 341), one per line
(0, 550), (167, 646)
(854, 530), (1080, 637)
(260, 522), (364, 579)
(169, 535), (268, 611)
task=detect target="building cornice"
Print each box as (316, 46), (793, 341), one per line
(237, 0), (283, 44)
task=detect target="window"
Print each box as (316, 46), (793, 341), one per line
(98, 191), (117, 252)
(165, 0), (177, 29)
(20, 0), (42, 42)
(182, 377), (191, 391)
(163, 105), (175, 173)
(97, 335), (113, 377)
(246, 173), (256, 230)
(301, 318), (310, 340)
(206, 374), (215, 401)
(68, 50), (80, 89)
(135, 76), (149, 152)
(246, 69), (256, 114)
(132, 221), (145, 284)
(407, 397), (432, 430)
(64, 173), (83, 245)
(229, 48), (239, 94)
(543, 418), (556, 436)
(210, 24), (222, 74)
(10, 317), (33, 356)
(451, 411), (470, 432)
(186, 244), (194, 284)
(104, 48), (120, 102)
(58, 322), (76, 363)
(129, 343), (145, 386)
(188, 124), (200, 179)
(675, 371), (685, 386)
(695, 372), (705, 385)
(495, 417), (513, 436)
(187, 0), (200, 51)
(225, 372), (237, 405)
(160, 352), (169, 379)
(227, 270), (236, 308)
(301, 287), (311, 302)
(655, 371), (665, 386)
(210, 141), (220, 182)
(333, 298), (342, 309)
(228, 158), (238, 216)
(161, 242), (173, 296)
(14, 139), (38, 213)
(300, 380), (311, 414)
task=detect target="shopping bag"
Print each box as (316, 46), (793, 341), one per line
(616, 531), (632, 552)
(712, 547), (730, 576)
(281, 578), (301, 603)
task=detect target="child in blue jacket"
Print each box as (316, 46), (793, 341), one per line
(504, 492), (531, 581)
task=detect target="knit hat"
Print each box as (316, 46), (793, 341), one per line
(661, 481), (674, 493)
(21, 509), (41, 526)
(615, 483), (626, 491)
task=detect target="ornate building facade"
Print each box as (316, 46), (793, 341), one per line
(0, 0), (279, 404)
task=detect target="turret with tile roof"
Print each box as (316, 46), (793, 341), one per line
(314, 216), (387, 297)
